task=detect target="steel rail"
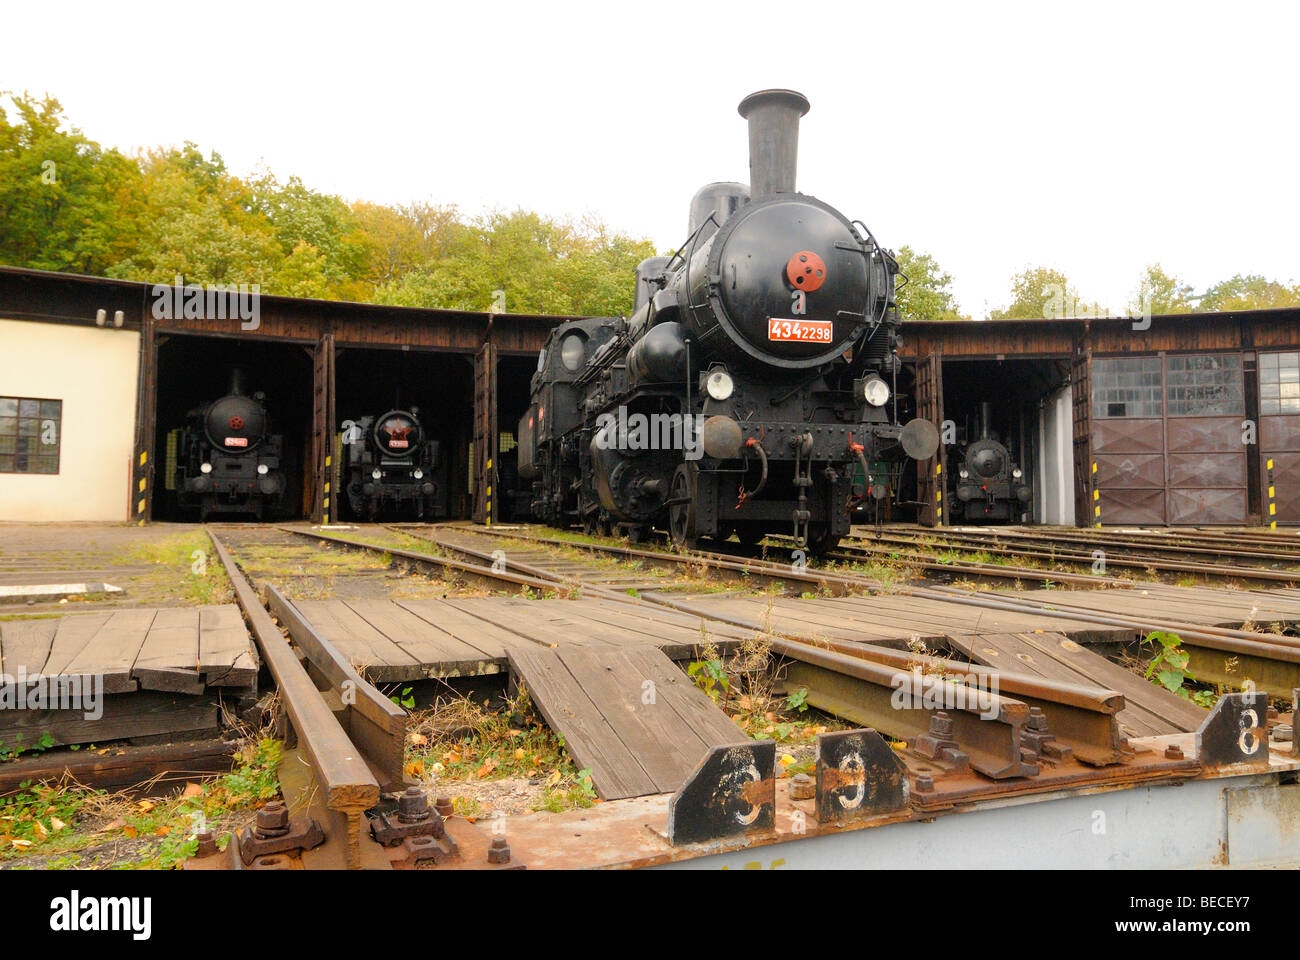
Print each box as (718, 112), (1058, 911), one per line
(207, 529), (380, 869)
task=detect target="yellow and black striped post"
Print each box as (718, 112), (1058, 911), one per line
(485, 456), (493, 526)
(323, 453), (331, 526)
(1092, 461), (1101, 528)
(137, 450), (149, 524)
(935, 461), (943, 527)
(1268, 457), (1276, 530)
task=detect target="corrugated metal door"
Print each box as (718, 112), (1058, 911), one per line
(1091, 353), (1247, 525)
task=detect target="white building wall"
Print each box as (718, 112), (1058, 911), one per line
(0, 318), (139, 521)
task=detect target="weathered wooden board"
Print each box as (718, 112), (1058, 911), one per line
(506, 642), (744, 801)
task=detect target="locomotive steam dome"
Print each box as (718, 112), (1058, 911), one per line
(204, 394), (266, 454)
(374, 410), (422, 456)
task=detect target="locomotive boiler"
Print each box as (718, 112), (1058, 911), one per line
(341, 408), (444, 520)
(517, 89), (938, 552)
(948, 402), (1032, 523)
(175, 368), (285, 520)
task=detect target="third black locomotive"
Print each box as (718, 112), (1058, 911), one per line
(947, 402), (1032, 523)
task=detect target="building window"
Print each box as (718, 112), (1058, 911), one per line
(1165, 354), (1244, 417)
(1260, 351), (1300, 416)
(0, 397), (62, 474)
(1092, 357), (1163, 418)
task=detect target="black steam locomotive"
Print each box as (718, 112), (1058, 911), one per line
(947, 402), (1031, 523)
(175, 369), (285, 520)
(341, 408), (444, 520)
(517, 90), (938, 553)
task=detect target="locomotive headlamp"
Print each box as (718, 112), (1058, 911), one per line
(200, 462), (212, 474)
(372, 468), (382, 480)
(855, 376), (890, 407)
(959, 468), (969, 480)
(1012, 468), (1023, 479)
(413, 468), (424, 480)
(257, 464), (269, 476)
(560, 333), (585, 371)
(705, 367), (735, 401)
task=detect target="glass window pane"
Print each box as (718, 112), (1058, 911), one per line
(0, 399), (15, 417)
(17, 399), (38, 416)
(38, 400), (61, 418)
(1263, 399), (1281, 415)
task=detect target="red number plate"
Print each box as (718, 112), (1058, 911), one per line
(389, 439), (409, 449)
(224, 437), (248, 447)
(768, 318), (832, 343)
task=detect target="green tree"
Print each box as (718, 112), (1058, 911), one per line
(894, 245), (965, 321)
(1130, 263), (1196, 315)
(0, 93), (141, 274)
(1199, 274), (1300, 312)
(989, 266), (1105, 320)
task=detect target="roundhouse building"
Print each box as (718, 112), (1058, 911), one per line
(2, 264), (1298, 528)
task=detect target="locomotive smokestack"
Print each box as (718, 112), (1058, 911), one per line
(738, 89), (810, 197)
(227, 366), (250, 397)
(980, 402), (993, 440)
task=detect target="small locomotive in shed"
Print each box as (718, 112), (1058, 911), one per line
(947, 402), (1032, 523)
(341, 407), (445, 520)
(174, 368), (286, 520)
(516, 89), (938, 552)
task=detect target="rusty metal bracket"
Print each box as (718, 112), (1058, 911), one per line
(369, 787), (451, 847)
(815, 729), (907, 825)
(237, 801), (326, 865)
(667, 741), (775, 846)
(1196, 692), (1270, 770)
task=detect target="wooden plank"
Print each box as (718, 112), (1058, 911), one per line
(618, 645), (749, 747)
(197, 605), (257, 688)
(63, 609), (156, 694)
(394, 598), (519, 662)
(0, 739), (237, 796)
(40, 612), (112, 679)
(133, 607), (204, 694)
(0, 619), (57, 679)
(343, 599), (494, 678)
(506, 643), (658, 800)
(0, 691), (220, 748)
(445, 597), (598, 649)
(290, 599), (418, 682)
(552, 645), (712, 793)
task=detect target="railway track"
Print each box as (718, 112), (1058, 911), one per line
(844, 524), (1300, 586)
(188, 520), (1300, 869)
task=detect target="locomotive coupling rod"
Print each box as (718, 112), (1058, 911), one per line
(208, 529), (380, 869)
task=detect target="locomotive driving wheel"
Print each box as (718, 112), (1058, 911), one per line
(667, 463), (698, 551)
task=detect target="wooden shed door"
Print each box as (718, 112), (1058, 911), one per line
(310, 333), (335, 524)
(472, 340), (498, 524)
(915, 348), (944, 527)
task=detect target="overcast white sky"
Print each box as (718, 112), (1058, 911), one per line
(5, 0), (1297, 318)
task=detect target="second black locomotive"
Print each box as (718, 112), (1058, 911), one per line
(341, 408), (444, 520)
(175, 368), (286, 521)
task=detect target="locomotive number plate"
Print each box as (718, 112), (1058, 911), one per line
(388, 439), (409, 448)
(224, 437), (248, 447)
(768, 318), (832, 343)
